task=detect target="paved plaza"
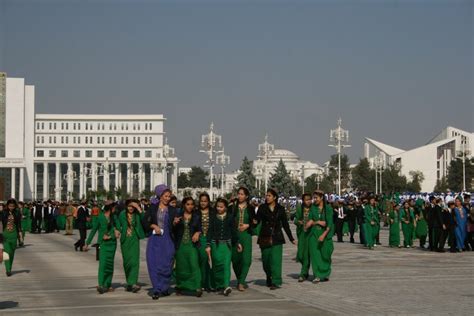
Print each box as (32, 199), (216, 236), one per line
(0, 228), (473, 315)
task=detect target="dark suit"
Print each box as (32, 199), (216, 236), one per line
(345, 206), (357, 243)
(74, 206), (90, 250)
(334, 206), (346, 242)
(356, 204), (366, 245)
(32, 204), (43, 233)
(174, 211), (201, 248)
(256, 203), (294, 246)
(141, 204), (178, 247)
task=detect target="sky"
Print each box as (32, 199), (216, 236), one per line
(1, 0), (472, 170)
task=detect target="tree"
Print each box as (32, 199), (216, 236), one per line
(268, 159), (293, 197)
(188, 166), (209, 188)
(178, 172), (190, 189)
(319, 175), (336, 193)
(236, 156), (257, 197)
(381, 164), (407, 193)
(291, 179), (303, 197)
(434, 176), (449, 193)
(351, 158), (375, 191)
(304, 174), (318, 194)
(447, 158), (474, 192)
(406, 170), (425, 192)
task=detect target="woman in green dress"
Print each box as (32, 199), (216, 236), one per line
(175, 197), (202, 297)
(400, 201), (415, 248)
(414, 199), (428, 249)
(231, 187), (255, 291)
(206, 198), (242, 296)
(2, 199), (22, 276)
(256, 189), (296, 290)
(198, 193), (215, 292)
(56, 203), (67, 231)
(364, 196), (378, 250)
(389, 203), (401, 248)
(19, 202), (31, 247)
(305, 190), (334, 283)
(117, 200), (145, 293)
(294, 193), (313, 282)
(84, 202), (120, 294)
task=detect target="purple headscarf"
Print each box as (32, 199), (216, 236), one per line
(150, 184), (169, 205)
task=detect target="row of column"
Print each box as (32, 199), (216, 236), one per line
(10, 167), (25, 201)
(37, 162), (177, 201)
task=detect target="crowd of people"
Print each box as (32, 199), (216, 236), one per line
(0, 186), (472, 300)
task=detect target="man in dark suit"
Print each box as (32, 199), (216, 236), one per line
(32, 201), (44, 233)
(74, 201), (90, 251)
(334, 200), (347, 243)
(345, 200), (358, 243)
(42, 201), (51, 233)
(425, 196), (437, 251)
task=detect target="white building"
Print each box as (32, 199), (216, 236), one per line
(364, 126), (473, 192)
(0, 73), (178, 201)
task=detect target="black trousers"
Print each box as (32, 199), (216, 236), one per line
(348, 220), (356, 242)
(74, 226), (87, 249)
(439, 228), (456, 251)
(428, 224), (434, 250)
(33, 217), (43, 233)
(359, 223), (366, 245)
(335, 219), (345, 242)
(432, 227), (441, 251)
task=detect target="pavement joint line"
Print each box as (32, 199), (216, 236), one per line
(0, 298), (292, 313)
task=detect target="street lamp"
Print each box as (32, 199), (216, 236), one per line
(301, 164), (306, 193)
(200, 122), (223, 201)
(216, 147), (230, 197)
(258, 134), (275, 194)
(457, 136), (471, 191)
(329, 118), (351, 196)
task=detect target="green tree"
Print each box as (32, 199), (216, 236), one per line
(381, 164), (407, 193)
(406, 170), (425, 192)
(434, 176), (449, 193)
(351, 158), (375, 191)
(188, 166), (209, 188)
(447, 158), (474, 192)
(326, 154), (351, 192)
(236, 156), (257, 197)
(319, 175), (336, 193)
(178, 172), (190, 188)
(268, 159), (293, 197)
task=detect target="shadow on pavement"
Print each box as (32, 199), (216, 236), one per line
(0, 301), (19, 310)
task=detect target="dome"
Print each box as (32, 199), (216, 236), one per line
(271, 149), (299, 160)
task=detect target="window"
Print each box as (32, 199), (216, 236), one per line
(102, 137), (105, 144)
(36, 136), (40, 143)
(66, 136), (69, 144)
(121, 137), (124, 144)
(89, 136), (92, 143)
(109, 123), (112, 130)
(85, 123), (88, 130)
(114, 137), (117, 144)
(49, 150), (56, 158)
(54, 123), (57, 129)
(78, 137), (80, 144)
(137, 137), (140, 145)
(121, 151), (128, 158)
(97, 137), (100, 144)
(145, 150), (152, 158)
(61, 123), (64, 129)
(85, 150), (93, 158)
(41, 122), (44, 129)
(61, 150), (68, 158)
(133, 151), (140, 158)
(73, 123), (76, 130)
(54, 136), (57, 144)
(109, 137), (112, 144)
(78, 123), (81, 130)
(133, 124), (136, 131)
(137, 124), (140, 131)
(114, 123), (117, 130)
(37, 122), (40, 130)
(49, 122), (52, 129)
(73, 150), (80, 158)
(98, 150), (105, 158)
(145, 137), (148, 144)
(41, 136), (44, 143)
(66, 123), (69, 130)
(61, 136), (64, 144)
(126, 137), (129, 144)
(85, 137), (88, 144)
(133, 137), (136, 144)
(149, 136), (152, 144)
(37, 150), (44, 157)
(126, 124), (129, 130)
(109, 150), (116, 158)
(49, 136), (52, 143)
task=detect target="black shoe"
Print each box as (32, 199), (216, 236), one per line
(152, 292), (160, 300)
(161, 290), (170, 297)
(196, 289), (203, 297)
(266, 277), (272, 287)
(126, 285), (133, 292)
(269, 284), (280, 290)
(74, 246), (79, 251)
(132, 285), (141, 293)
(6, 271), (12, 277)
(97, 286), (106, 294)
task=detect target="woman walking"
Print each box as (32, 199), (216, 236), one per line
(2, 199), (22, 276)
(453, 196), (467, 252)
(400, 201), (415, 248)
(19, 202), (31, 247)
(197, 193), (215, 292)
(175, 197), (202, 297)
(256, 189), (295, 290)
(389, 203), (401, 248)
(142, 184), (179, 300)
(117, 200), (145, 293)
(294, 193), (313, 282)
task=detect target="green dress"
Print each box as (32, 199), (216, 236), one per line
(294, 205), (312, 278)
(56, 210), (67, 231)
(231, 206), (253, 287)
(117, 211), (145, 287)
(400, 208), (414, 247)
(308, 204), (334, 280)
(86, 212), (118, 289)
(363, 205), (377, 248)
(198, 210), (215, 290)
(388, 210), (400, 247)
(415, 200), (428, 243)
(175, 217), (201, 292)
(3, 209), (21, 273)
(21, 207), (32, 240)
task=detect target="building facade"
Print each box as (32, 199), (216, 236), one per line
(0, 73), (178, 201)
(364, 126), (473, 192)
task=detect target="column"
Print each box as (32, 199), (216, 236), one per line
(104, 163), (110, 192)
(34, 164), (38, 200)
(19, 168), (25, 201)
(67, 163), (73, 200)
(150, 165), (155, 191)
(55, 162), (61, 201)
(43, 162), (49, 200)
(79, 163), (84, 199)
(91, 162), (97, 191)
(171, 163), (178, 193)
(115, 163), (120, 190)
(161, 163), (167, 186)
(138, 163), (144, 193)
(126, 163), (132, 195)
(11, 168), (16, 199)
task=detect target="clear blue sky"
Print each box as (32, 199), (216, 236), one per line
(1, 0), (472, 170)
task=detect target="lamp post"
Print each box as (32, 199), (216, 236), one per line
(457, 137), (471, 192)
(329, 118), (351, 196)
(216, 147), (230, 197)
(200, 122), (223, 201)
(301, 164), (305, 193)
(258, 134), (275, 195)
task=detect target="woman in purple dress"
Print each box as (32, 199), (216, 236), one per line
(142, 184), (180, 300)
